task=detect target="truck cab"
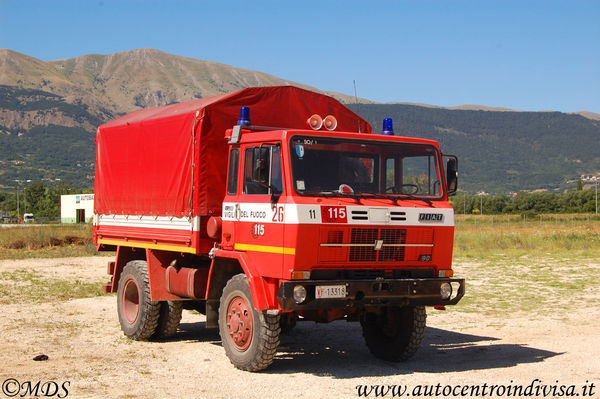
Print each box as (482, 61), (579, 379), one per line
(210, 114), (464, 368)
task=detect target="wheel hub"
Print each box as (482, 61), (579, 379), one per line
(122, 278), (140, 324)
(226, 295), (253, 351)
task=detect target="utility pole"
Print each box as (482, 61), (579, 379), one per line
(596, 181), (598, 216)
(14, 179), (31, 222)
(480, 195), (483, 215)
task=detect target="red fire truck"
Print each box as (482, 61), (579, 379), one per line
(93, 86), (464, 371)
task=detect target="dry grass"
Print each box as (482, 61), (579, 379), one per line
(454, 220), (600, 257)
(456, 213), (600, 224)
(452, 219), (600, 316)
(0, 268), (105, 304)
(0, 224), (103, 259)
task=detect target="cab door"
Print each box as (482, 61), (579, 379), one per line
(235, 144), (286, 278)
(221, 147), (241, 250)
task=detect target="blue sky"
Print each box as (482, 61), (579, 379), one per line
(1, 0), (599, 112)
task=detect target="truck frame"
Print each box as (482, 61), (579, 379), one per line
(93, 86), (464, 371)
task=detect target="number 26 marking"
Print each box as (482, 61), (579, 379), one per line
(272, 206), (284, 222)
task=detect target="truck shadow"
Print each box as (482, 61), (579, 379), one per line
(178, 320), (561, 377)
(176, 321), (220, 343)
(274, 323), (561, 377)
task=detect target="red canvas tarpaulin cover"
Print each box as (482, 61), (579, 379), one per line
(94, 86), (372, 217)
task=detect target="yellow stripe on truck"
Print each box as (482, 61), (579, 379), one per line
(97, 239), (196, 254)
(234, 243), (296, 255)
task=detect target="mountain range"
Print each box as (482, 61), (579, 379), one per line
(1, 48), (599, 193)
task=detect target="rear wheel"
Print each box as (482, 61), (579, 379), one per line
(153, 301), (183, 339)
(361, 306), (426, 361)
(117, 260), (160, 340)
(218, 274), (280, 371)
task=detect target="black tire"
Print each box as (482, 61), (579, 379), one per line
(218, 274), (280, 371)
(153, 301), (184, 339)
(117, 260), (160, 340)
(361, 306), (426, 361)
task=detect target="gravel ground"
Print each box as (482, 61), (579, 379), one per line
(0, 256), (598, 399)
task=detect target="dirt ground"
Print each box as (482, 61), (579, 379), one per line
(1, 256), (599, 399)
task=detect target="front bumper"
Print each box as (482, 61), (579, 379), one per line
(277, 278), (465, 310)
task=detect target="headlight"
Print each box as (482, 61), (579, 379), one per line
(440, 282), (452, 300)
(293, 285), (307, 304)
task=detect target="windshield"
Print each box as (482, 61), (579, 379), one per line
(289, 136), (444, 199)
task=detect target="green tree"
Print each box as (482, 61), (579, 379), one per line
(24, 182), (46, 215)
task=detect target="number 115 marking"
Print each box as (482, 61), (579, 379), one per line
(320, 206), (347, 223)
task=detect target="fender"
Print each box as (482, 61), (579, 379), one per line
(106, 245), (146, 293)
(145, 248), (184, 301)
(206, 249), (278, 310)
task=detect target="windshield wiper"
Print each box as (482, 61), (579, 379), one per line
(354, 193), (433, 206)
(301, 191), (433, 206)
(301, 191), (363, 201)
(390, 194), (433, 206)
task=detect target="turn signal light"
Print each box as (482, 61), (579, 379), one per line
(438, 269), (454, 278)
(291, 271), (310, 280)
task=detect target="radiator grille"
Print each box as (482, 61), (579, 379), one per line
(319, 227), (432, 263)
(349, 228), (378, 262)
(379, 228), (407, 262)
(327, 230), (344, 244)
(348, 228), (407, 262)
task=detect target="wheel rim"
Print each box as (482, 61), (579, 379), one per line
(122, 278), (140, 324)
(226, 295), (253, 351)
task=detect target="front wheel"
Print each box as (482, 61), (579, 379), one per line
(218, 274), (280, 371)
(361, 306), (426, 361)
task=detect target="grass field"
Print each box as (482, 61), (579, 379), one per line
(0, 223), (100, 259)
(0, 268), (104, 304)
(451, 215), (600, 318)
(454, 217), (600, 257)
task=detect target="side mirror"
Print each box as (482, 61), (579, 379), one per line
(445, 155), (458, 196)
(252, 147), (270, 185)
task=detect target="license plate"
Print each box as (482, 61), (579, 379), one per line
(315, 285), (347, 299)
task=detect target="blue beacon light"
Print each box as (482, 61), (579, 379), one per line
(237, 106), (251, 126)
(381, 118), (394, 135)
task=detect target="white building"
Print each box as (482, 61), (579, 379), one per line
(61, 194), (94, 223)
